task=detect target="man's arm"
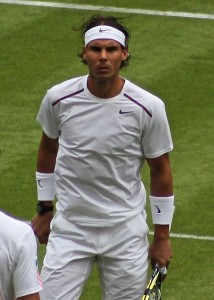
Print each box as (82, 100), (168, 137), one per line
(146, 153), (173, 197)
(36, 131), (59, 173)
(146, 153), (174, 277)
(18, 293), (40, 300)
(31, 132), (58, 244)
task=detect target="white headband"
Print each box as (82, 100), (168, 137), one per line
(85, 25), (126, 47)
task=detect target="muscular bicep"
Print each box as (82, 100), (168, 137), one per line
(146, 153), (173, 196)
(37, 131), (59, 173)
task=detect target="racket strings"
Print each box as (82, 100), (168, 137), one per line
(148, 283), (161, 300)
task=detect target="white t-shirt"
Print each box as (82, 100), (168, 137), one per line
(0, 212), (42, 299)
(37, 75), (173, 227)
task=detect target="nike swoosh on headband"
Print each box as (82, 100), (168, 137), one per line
(99, 28), (108, 32)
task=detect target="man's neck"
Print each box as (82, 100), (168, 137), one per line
(87, 76), (125, 99)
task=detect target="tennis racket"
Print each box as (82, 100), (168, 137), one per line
(142, 265), (162, 300)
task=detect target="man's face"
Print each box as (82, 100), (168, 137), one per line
(83, 39), (128, 81)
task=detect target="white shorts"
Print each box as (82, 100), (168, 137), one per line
(40, 213), (149, 300)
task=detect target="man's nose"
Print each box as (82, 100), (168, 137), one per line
(99, 49), (108, 60)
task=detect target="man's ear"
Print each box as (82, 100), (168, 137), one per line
(82, 46), (87, 60)
(122, 48), (129, 61)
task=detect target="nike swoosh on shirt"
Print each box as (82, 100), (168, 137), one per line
(119, 109), (133, 114)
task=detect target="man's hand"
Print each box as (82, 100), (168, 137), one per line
(149, 225), (173, 281)
(31, 213), (53, 244)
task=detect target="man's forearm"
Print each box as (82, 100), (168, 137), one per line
(153, 224), (170, 241)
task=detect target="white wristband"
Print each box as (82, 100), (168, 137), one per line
(150, 195), (175, 225)
(36, 172), (55, 201)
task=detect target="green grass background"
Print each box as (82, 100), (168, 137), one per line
(0, 0), (213, 299)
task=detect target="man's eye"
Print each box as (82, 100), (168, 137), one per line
(89, 46), (119, 52)
(90, 47), (101, 52)
(107, 47), (118, 52)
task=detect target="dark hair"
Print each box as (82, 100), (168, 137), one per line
(78, 15), (131, 69)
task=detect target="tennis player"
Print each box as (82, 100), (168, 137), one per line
(32, 15), (175, 299)
(0, 211), (42, 300)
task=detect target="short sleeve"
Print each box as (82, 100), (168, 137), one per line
(37, 90), (60, 139)
(141, 99), (173, 158)
(13, 227), (42, 298)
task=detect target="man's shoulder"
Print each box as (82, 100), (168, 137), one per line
(124, 79), (163, 105)
(0, 211), (34, 243)
(47, 75), (86, 102)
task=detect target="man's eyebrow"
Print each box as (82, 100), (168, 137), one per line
(89, 45), (120, 50)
